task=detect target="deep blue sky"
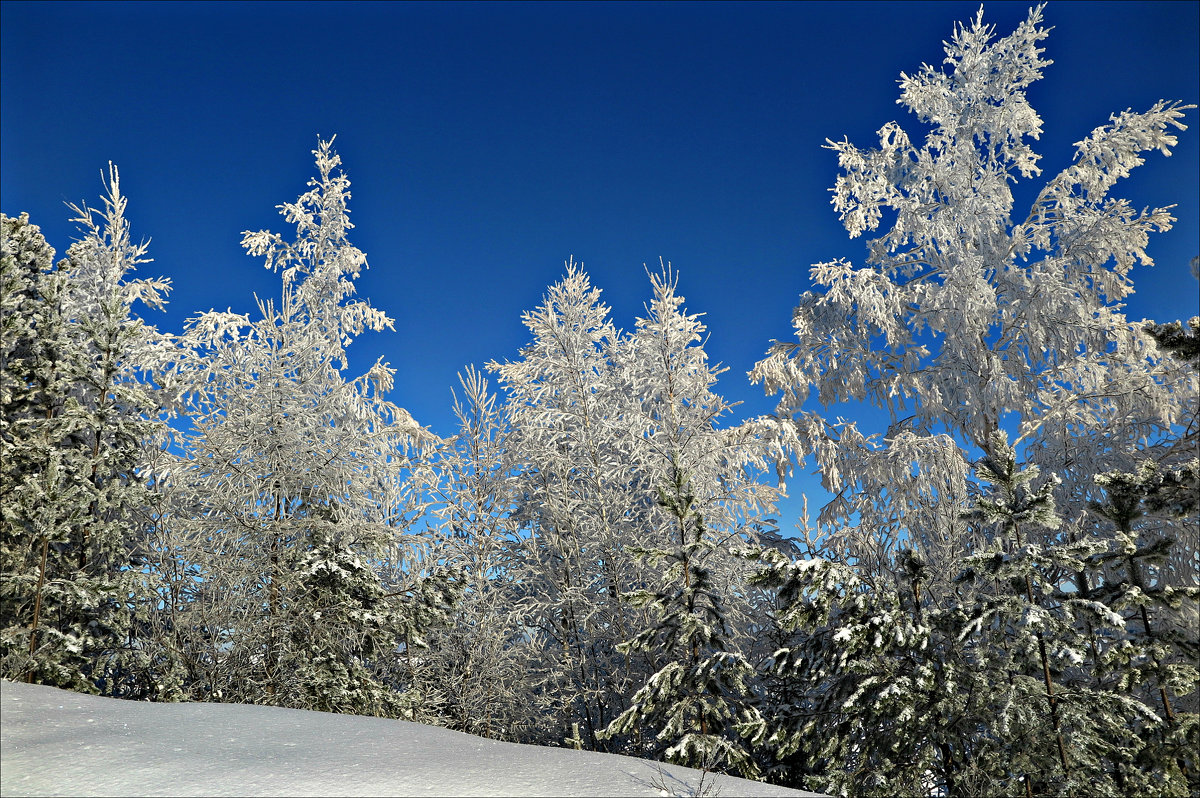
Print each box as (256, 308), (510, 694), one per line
(3, 1), (1198, 524)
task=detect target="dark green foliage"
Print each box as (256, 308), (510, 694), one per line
(748, 434), (1198, 797)
(602, 465), (766, 778)
(0, 202), (168, 697)
(1146, 316), (1200, 367)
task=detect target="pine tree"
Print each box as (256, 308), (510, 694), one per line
(952, 433), (1193, 797)
(747, 547), (959, 797)
(747, 435), (1187, 797)
(602, 465), (767, 777)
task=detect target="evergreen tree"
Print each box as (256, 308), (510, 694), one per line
(600, 267), (780, 777)
(747, 547), (967, 797)
(0, 167), (172, 696)
(1084, 464), (1199, 794)
(748, 434), (1191, 797)
(0, 212), (82, 688)
(602, 465), (767, 777)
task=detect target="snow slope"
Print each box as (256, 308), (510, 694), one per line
(1, 680), (821, 797)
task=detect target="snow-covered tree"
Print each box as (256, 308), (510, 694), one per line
(487, 264), (786, 757)
(747, 546), (967, 796)
(1137, 273), (1200, 583)
(600, 267), (780, 776)
(0, 214), (56, 440)
(162, 138), (438, 714)
(746, 5), (1198, 794)
(487, 262), (646, 748)
(748, 435), (1193, 797)
(0, 168), (172, 696)
(0, 212), (76, 686)
(750, 4), (1197, 589)
(1084, 463), (1199, 793)
(425, 366), (539, 741)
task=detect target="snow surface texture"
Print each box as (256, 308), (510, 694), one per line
(1, 681), (822, 797)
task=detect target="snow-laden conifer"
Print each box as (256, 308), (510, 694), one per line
(487, 264), (785, 758)
(747, 547), (966, 796)
(1083, 463), (1199, 793)
(0, 168), (172, 696)
(599, 267), (780, 777)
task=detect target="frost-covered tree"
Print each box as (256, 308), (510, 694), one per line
(1137, 272), (1200, 582)
(487, 264), (786, 756)
(747, 546), (973, 796)
(0, 212), (76, 686)
(747, 435), (1193, 797)
(425, 366), (538, 741)
(750, 5), (1197, 588)
(488, 263), (646, 748)
(1084, 464), (1199, 794)
(0, 213), (55, 438)
(600, 268), (780, 776)
(747, 6), (1198, 794)
(0, 169), (172, 696)
(162, 138), (438, 714)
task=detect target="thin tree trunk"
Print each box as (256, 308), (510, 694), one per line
(26, 537), (51, 682)
(1128, 557), (1177, 725)
(1015, 522), (1070, 780)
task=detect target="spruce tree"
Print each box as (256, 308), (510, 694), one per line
(0, 212), (85, 688)
(954, 433), (1188, 797)
(603, 464), (766, 778)
(600, 268), (780, 777)
(0, 168), (172, 696)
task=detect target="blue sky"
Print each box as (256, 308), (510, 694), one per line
(3, 1), (1197, 526)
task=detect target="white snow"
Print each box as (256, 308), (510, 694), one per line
(0, 680), (823, 797)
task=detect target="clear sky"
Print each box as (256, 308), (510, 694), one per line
(3, 1), (1198, 526)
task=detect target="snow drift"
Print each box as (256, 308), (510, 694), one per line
(0, 680), (821, 797)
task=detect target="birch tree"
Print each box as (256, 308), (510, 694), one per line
(425, 366), (539, 741)
(163, 138), (436, 714)
(488, 262), (645, 748)
(747, 5), (1198, 794)
(750, 4), (1197, 588)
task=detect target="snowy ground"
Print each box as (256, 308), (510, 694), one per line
(1, 680), (822, 797)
